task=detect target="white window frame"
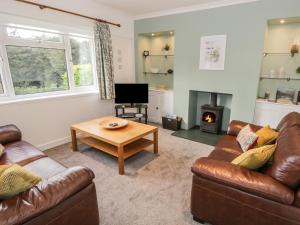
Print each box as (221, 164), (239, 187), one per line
(0, 55), (6, 97)
(0, 23), (98, 102)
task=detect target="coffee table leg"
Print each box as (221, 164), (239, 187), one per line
(118, 146), (125, 175)
(154, 130), (158, 154)
(71, 128), (78, 152)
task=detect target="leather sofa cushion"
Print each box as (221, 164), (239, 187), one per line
(0, 166), (95, 225)
(192, 158), (294, 205)
(192, 175), (300, 225)
(267, 126), (300, 189)
(227, 120), (262, 136)
(0, 125), (21, 145)
(293, 189), (300, 207)
(0, 164), (41, 200)
(208, 149), (240, 162)
(276, 112), (300, 132)
(0, 141), (46, 166)
(215, 135), (243, 154)
(24, 157), (66, 180)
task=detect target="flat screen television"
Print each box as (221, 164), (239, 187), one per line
(115, 83), (149, 105)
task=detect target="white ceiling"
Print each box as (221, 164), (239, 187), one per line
(94, 0), (257, 16)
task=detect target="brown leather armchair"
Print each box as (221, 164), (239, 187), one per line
(0, 125), (100, 225)
(191, 112), (300, 225)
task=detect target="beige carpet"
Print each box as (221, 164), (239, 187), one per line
(46, 127), (213, 225)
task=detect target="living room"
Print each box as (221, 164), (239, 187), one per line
(1, 0), (300, 225)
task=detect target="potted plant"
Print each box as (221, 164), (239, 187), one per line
(291, 39), (299, 57)
(162, 44), (170, 55)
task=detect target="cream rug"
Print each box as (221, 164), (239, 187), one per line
(46, 127), (213, 225)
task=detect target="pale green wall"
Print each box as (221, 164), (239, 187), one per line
(134, 0), (300, 129)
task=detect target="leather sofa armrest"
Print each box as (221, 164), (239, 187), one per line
(227, 120), (262, 136)
(191, 158), (294, 204)
(0, 125), (22, 145)
(0, 166), (95, 225)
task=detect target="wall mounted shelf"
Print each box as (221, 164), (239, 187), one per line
(143, 72), (173, 75)
(260, 76), (300, 81)
(263, 52), (299, 57)
(144, 54), (174, 59)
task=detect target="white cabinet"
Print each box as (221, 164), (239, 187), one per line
(253, 100), (300, 128)
(148, 90), (174, 124)
(148, 92), (161, 123)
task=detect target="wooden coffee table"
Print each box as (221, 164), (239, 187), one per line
(70, 116), (158, 175)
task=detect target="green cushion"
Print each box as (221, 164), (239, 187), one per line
(0, 164), (41, 199)
(231, 144), (276, 170)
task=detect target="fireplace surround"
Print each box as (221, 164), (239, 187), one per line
(200, 93), (224, 134)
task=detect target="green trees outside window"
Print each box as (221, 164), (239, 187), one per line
(6, 46), (69, 95)
(70, 37), (94, 87)
(1, 26), (95, 97)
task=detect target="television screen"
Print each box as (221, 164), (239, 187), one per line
(115, 83), (149, 104)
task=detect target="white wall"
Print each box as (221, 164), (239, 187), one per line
(0, 0), (135, 150)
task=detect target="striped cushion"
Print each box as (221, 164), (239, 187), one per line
(237, 124), (258, 152)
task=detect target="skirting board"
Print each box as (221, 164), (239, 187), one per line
(37, 136), (71, 151)
(37, 133), (87, 151)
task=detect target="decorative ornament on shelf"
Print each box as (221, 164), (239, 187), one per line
(269, 69), (276, 78)
(150, 68), (159, 73)
(278, 66), (286, 78)
(162, 44), (170, 55)
(143, 51), (150, 57)
(167, 69), (173, 74)
(291, 38), (299, 57)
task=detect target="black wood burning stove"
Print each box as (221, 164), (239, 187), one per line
(200, 93), (224, 134)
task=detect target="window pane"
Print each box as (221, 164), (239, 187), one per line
(70, 37), (94, 87)
(0, 76), (3, 94)
(6, 46), (69, 95)
(7, 27), (62, 43)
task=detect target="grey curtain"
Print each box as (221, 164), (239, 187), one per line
(94, 22), (115, 100)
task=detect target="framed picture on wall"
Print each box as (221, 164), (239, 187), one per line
(199, 35), (227, 70)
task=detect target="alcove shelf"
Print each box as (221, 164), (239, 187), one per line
(260, 76), (300, 81)
(143, 72), (173, 75)
(144, 54), (174, 58)
(263, 52), (298, 57)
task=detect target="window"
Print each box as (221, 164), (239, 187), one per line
(7, 27), (62, 43)
(6, 46), (69, 95)
(0, 57), (4, 94)
(0, 24), (96, 101)
(0, 76), (3, 94)
(70, 37), (94, 87)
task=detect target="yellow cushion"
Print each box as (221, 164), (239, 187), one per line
(256, 125), (278, 147)
(0, 164), (41, 199)
(0, 144), (4, 157)
(231, 144), (276, 170)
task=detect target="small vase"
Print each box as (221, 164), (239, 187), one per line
(291, 44), (299, 57)
(278, 66), (286, 78)
(269, 69), (276, 78)
(163, 50), (169, 55)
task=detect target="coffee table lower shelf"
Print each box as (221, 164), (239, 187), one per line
(79, 137), (154, 159)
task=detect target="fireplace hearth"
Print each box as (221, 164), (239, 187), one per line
(200, 93), (224, 134)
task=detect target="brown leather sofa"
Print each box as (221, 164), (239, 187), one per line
(0, 125), (100, 225)
(191, 112), (300, 225)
